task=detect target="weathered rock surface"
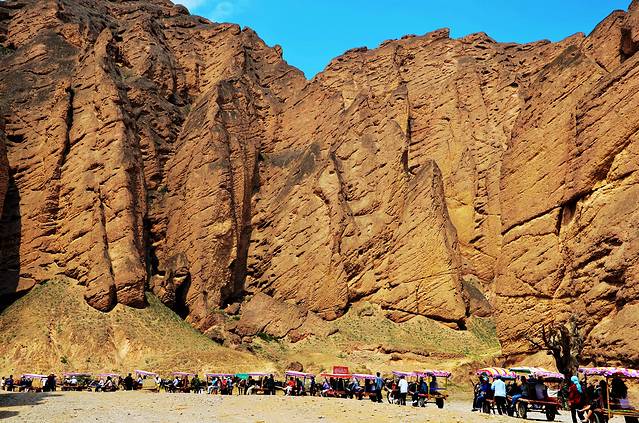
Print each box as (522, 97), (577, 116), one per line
(0, 0), (638, 364)
(495, 2), (639, 365)
(0, 123), (7, 219)
(230, 292), (334, 341)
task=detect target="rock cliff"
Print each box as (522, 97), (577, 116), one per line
(0, 0), (637, 364)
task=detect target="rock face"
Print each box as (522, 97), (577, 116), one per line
(495, 2), (639, 365)
(0, 127), (7, 219)
(0, 0), (638, 364)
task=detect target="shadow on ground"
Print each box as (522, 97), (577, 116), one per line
(0, 391), (59, 420)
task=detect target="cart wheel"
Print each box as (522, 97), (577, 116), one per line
(545, 405), (556, 421)
(517, 402), (527, 419)
(418, 397), (425, 407)
(436, 398), (444, 409)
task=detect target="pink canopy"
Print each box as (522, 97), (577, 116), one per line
(352, 373), (376, 380)
(421, 369), (452, 378)
(22, 374), (47, 379)
(62, 372), (90, 377)
(205, 373), (234, 378)
(96, 373), (120, 378)
(172, 371), (195, 376)
(509, 367), (564, 381)
(247, 372), (269, 377)
(285, 371), (314, 378)
(477, 367), (517, 379)
(534, 370), (564, 380)
(392, 371), (417, 378)
(134, 370), (157, 376)
(579, 367), (639, 378)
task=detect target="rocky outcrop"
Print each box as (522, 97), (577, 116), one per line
(0, 0), (638, 363)
(0, 123), (7, 219)
(495, 3), (639, 364)
(229, 292), (335, 341)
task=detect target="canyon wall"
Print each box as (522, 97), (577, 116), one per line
(0, 0), (637, 363)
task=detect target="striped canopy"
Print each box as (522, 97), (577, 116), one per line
(421, 369), (452, 378)
(579, 367), (639, 378)
(509, 366), (546, 374)
(285, 371), (314, 378)
(476, 367), (517, 379)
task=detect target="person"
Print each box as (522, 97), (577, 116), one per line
(398, 375), (408, 406)
(70, 375), (78, 386)
(284, 377), (295, 396)
(137, 375), (144, 389)
(5, 375), (13, 392)
(96, 378), (105, 392)
(172, 375), (180, 392)
(321, 380), (331, 396)
(104, 376), (115, 392)
(374, 372), (383, 403)
(509, 375), (528, 413)
(123, 373), (134, 391)
(610, 376), (628, 401)
(410, 379), (421, 407)
(475, 376), (492, 412)
(247, 376), (257, 395)
(44, 374), (56, 392)
(350, 378), (363, 400)
(580, 380), (607, 423)
(568, 375), (585, 423)
(309, 376), (317, 396)
(491, 375), (507, 415)
(429, 376), (439, 394)
(535, 376), (548, 400)
(191, 374), (202, 393)
(266, 374), (275, 395)
(296, 377), (305, 396)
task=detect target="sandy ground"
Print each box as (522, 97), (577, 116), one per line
(0, 391), (573, 422)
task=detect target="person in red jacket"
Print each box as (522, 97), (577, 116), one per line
(568, 376), (585, 423)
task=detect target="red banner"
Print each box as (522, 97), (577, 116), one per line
(333, 366), (350, 375)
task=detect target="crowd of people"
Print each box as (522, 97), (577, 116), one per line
(471, 372), (634, 422)
(0, 370), (441, 406)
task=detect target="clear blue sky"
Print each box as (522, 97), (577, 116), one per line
(178, 1), (632, 78)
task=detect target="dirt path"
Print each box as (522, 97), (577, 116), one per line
(0, 391), (572, 422)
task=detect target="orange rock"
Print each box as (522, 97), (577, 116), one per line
(0, 0), (637, 365)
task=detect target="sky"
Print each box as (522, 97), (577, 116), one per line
(176, 1), (632, 78)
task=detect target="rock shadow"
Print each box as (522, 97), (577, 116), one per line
(0, 175), (21, 311)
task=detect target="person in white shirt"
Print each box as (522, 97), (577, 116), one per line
(491, 375), (507, 415)
(398, 376), (409, 406)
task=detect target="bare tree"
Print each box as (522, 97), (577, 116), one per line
(526, 315), (584, 377)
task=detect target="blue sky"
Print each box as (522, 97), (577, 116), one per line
(177, 1), (632, 78)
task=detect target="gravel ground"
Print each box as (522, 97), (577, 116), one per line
(0, 391), (572, 422)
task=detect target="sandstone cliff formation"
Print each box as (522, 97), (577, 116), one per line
(0, 0), (638, 365)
